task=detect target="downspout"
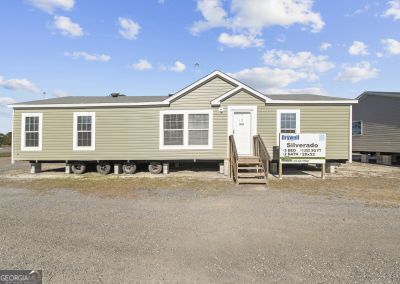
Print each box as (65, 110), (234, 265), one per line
(349, 105), (352, 163)
(11, 108), (15, 164)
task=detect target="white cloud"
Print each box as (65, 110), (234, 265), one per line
(262, 49), (335, 73)
(376, 52), (384, 58)
(118, 17), (140, 40)
(169, 61), (186, 72)
(320, 42), (332, 50)
(266, 87), (326, 96)
(348, 41), (369, 56)
(229, 67), (311, 91)
(52, 90), (70, 97)
(53, 16), (84, 37)
(26, 0), (74, 13)
(336, 61), (378, 83)
(0, 75), (40, 93)
(218, 33), (263, 48)
(64, 51), (111, 62)
(190, 0), (324, 35)
(382, 38), (400, 55)
(132, 59), (153, 70)
(384, 0), (400, 21)
(0, 97), (16, 105)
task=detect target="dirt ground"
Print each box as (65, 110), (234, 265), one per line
(0, 158), (400, 282)
(1, 158), (399, 207)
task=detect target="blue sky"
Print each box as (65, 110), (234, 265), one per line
(1, 0), (400, 132)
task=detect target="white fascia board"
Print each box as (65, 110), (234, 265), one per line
(163, 71), (232, 104)
(9, 101), (169, 109)
(267, 100), (358, 104)
(164, 70), (272, 105)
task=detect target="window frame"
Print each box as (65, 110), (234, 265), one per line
(73, 112), (96, 151)
(276, 109), (300, 144)
(352, 120), (363, 136)
(21, 113), (43, 151)
(159, 109), (213, 150)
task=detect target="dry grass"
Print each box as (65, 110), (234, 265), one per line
(269, 177), (400, 207)
(0, 176), (234, 199)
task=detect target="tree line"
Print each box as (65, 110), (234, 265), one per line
(0, 132), (12, 146)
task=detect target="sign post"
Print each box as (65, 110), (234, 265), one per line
(279, 133), (326, 179)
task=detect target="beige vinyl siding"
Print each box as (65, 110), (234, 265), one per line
(13, 78), (350, 161)
(221, 91), (350, 160)
(353, 95), (400, 153)
(13, 77), (235, 161)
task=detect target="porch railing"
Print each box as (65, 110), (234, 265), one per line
(253, 135), (271, 179)
(228, 135), (238, 182)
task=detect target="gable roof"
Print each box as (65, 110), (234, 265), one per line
(168, 70), (272, 105)
(357, 91), (400, 101)
(9, 70), (357, 108)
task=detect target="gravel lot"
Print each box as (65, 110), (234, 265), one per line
(1, 184), (399, 283)
(1, 158), (399, 282)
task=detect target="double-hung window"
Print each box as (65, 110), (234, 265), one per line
(21, 113), (42, 151)
(352, 121), (363, 135)
(160, 110), (212, 149)
(277, 110), (300, 142)
(73, 112), (95, 150)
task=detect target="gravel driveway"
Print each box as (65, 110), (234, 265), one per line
(0, 186), (399, 283)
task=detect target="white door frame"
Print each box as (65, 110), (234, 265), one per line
(227, 105), (257, 156)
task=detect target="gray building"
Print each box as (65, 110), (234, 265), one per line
(352, 91), (400, 164)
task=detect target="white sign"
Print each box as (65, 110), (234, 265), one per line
(279, 133), (326, 164)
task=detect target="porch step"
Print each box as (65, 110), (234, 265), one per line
(237, 178), (267, 184)
(238, 172), (265, 178)
(238, 166), (262, 170)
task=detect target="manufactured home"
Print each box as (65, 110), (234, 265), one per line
(10, 71), (357, 183)
(353, 91), (400, 165)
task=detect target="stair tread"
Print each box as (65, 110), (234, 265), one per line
(238, 166), (262, 170)
(238, 173), (265, 177)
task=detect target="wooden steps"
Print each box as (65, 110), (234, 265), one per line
(236, 156), (267, 185)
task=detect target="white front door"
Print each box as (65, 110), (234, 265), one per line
(233, 112), (252, 156)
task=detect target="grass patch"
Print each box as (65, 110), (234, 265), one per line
(0, 176), (234, 199)
(269, 177), (400, 207)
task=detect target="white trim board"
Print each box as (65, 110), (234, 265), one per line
(164, 70), (271, 105)
(349, 105), (353, 163)
(73, 112), (96, 151)
(159, 109), (213, 150)
(227, 105), (257, 156)
(21, 112), (43, 152)
(11, 109), (15, 164)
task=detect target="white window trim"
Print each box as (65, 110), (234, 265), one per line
(227, 105), (257, 156)
(21, 113), (43, 151)
(159, 109), (213, 150)
(73, 112), (96, 151)
(352, 120), (363, 136)
(276, 109), (300, 144)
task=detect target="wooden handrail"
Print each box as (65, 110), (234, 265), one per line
(229, 135), (239, 182)
(253, 135), (271, 179)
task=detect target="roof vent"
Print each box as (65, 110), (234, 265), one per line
(110, 93), (126, 97)
(168, 93), (174, 97)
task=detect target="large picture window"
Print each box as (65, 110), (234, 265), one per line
(160, 110), (212, 149)
(73, 112), (95, 151)
(21, 113), (42, 151)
